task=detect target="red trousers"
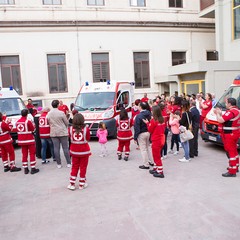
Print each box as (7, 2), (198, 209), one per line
(21, 144), (36, 168)
(0, 143), (15, 167)
(221, 132), (239, 174)
(117, 140), (131, 156)
(200, 116), (205, 130)
(152, 140), (164, 173)
(70, 156), (89, 186)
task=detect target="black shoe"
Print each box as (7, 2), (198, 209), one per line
(222, 172), (236, 177)
(139, 165), (149, 169)
(149, 169), (157, 174)
(24, 168), (29, 174)
(118, 155), (122, 160)
(10, 166), (21, 172)
(153, 172), (165, 178)
(42, 160), (50, 164)
(31, 168), (40, 175)
(4, 166), (10, 172)
(190, 155), (194, 158)
(148, 162), (154, 167)
(124, 156), (128, 161)
(227, 167), (239, 173)
(194, 154), (198, 157)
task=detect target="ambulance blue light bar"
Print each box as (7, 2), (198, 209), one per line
(85, 82), (89, 86)
(107, 80), (110, 85)
(9, 86), (13, 90)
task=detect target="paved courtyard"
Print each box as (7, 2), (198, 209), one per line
(0, 136), (240, 240)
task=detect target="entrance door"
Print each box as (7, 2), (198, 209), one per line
(181, 80), (205, 95)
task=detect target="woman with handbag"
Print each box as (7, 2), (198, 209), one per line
(179, 100), (193, 163)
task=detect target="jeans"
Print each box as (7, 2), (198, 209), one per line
(41, 138), (55, 161)
(181, 140), (190, 160)
(51, 136), (71, 165)
(162, 128), (169, 156)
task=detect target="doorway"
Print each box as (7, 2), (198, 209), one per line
(181, 80), (205, 95)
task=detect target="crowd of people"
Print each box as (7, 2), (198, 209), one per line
(0, 91), (239, 192)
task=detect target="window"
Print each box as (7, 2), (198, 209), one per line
(169, 0), (183, 8)
(172, 51), (186, 66)
(92, 53), (110, 83)
(0, 56), (22, 95)
(133, 52), (150, 88)
(233, 0), (240, 39)
(42, 0), (61, 5)
(87, 0), (105, 6)
(206, 51), (218, 61)
(130, 0), (146, 7)
(0, 0), (15, 4)
(47, 54), (68, 93)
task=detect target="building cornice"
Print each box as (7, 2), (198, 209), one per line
(0, 20), (215, 29)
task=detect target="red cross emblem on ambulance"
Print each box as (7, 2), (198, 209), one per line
(73, 132), (83, 141)
(17, 124), (24, 132)
(120, 122), (128, 130)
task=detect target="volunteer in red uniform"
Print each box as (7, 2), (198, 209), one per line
(26, 98), (37, 117)
(16, 109), (39, 174)
(0, 112), (21, 172)
(143, 105), (166, 178)
(39, 107), (55, 164)
(58, 100), (69, 116)
(214, 97), (240, 177)
(116, 109), (133, 161)
(199, 93), (212, 129)
(68, 113), (91, 190)
(141, 93), (149, 103)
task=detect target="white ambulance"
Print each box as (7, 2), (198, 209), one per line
(74, 80), (135, 138)
(0, 87), (28, 143)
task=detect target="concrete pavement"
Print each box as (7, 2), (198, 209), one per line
(0, 136), (240, 240)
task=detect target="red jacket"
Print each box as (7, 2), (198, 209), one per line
(201, 100), (212, 117)
(116, 119), (133, 141)
(16, 117), (35, 145)
(147, 119), (166, 144)
(39, 112), (50, 139)
(69, 126), (91, 157)
(0, 121), (13, 145)
(221, 107), (240, 134)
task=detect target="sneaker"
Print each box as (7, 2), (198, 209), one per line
(153, 172), (165, 178)
(149, 169), (157, 174)
(168, 150), (174, 154)
(163, 155), (167, 159)
(178, 157), (190, 163)
(57, 165), (62, 169)
(148, 162), (154, 167)
(24, 168), (29, 174)
(4, 166), (10, 172)
(66, 164), (71, 168)
(173, 151), (179, 155)
(99, 154), (104, 157)
(42, 160), (50, 164)
(139, 165), (150, 169)
(79, 182), (88, 190)
(118, 155), (122, 160)
(124, 156), (129, 161)
(222, 172), (237, 177)
(67, 184), (76, 191)
(30, 168), (40, 174)
(10, 166), (21, 172)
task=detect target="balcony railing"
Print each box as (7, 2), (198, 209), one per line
(200, 0), (214, 11)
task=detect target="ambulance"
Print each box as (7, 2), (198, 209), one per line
(0, 87), (28, 143)
(201, 75), (240, 147)
(74, 80), (135, 137)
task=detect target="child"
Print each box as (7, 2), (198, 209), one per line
(68, 113), (91, 190)
(16, 109), (39, 174)
(116, 109), (133, 161)
(96, 122), (108, 157)
(0, 112), (21, 172)
(143, 105), (166, 178)
(168, 110), (181, 155)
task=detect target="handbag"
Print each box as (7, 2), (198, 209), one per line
(179, 112), (194, 142)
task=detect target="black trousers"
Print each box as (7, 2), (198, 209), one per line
(189, 127), (199, 157)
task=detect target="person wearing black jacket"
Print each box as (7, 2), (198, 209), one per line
(189, 101), (200, 158)
(179, 100), (192, 162)
(134, 102), (153, 169)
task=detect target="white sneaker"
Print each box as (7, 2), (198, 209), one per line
(57, 165), (62, 169)
(174, 151), (179, 155)
(168, 150), (174, 154)
(163, 155), (167, 159)
(178, 157), (190, 162)
(99, 154), (105, 157)
(67, 164), (71, 168)
(79, 182), (88, 190)
(67, 184), (75, 191)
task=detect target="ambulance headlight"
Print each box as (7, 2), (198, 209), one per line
(102, 107), (114, 119)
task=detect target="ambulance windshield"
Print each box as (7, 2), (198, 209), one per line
(75, 92), (115, 111)
(0, 98), (26, 116)
(215, 86), (240, 110)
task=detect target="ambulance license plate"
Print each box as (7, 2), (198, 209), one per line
(209, 136), (216, 142)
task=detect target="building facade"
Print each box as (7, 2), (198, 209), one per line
(0, 0), (223, 107)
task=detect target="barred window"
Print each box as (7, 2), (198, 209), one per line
(0, 0), (15, 4)
(42, 0), (62, 5)
(169, 0), (183, 8)
(87, 0), (105, 6)
(130, 0), (146, 7)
